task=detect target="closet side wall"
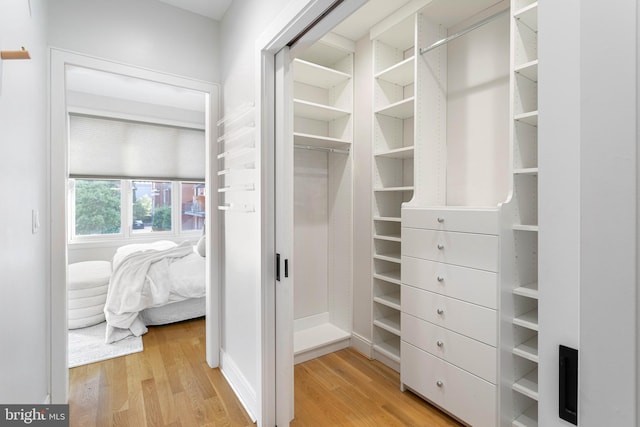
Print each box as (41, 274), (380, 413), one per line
(351, 34), (374, 351)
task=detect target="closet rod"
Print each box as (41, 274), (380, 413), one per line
(419, 8), (508, 55)
(294, 144), (349, 154)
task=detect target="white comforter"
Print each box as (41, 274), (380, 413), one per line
(104, 241), (205, 343)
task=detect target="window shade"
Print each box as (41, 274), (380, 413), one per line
(68, 114), (205, 180)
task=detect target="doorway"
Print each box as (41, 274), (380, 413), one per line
(49, 49), (221, 403)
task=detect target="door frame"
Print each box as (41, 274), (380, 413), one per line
(256, 0), (366, 425)
(49, 49), (221, 402)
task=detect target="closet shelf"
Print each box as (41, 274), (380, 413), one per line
(513, 167), (538, 175)
(374, 316), (401, 336)
(293, 58), (351, 88)
(218, 183), (255, 193)
(217, 125), (255, 145)
(217, 146), (255, 160)
(515, 111), (538, 126)
(374, 186), (414, 192)
(375, 56), (415, 87)
(373, 216), (402, 223)
(515, 60), (538, 82)
(375, 97), (415, 119)
(218, 203), (255, 213)
(217, 162), (255, 176)
(374, 292), (401, 310)
(512, 405), (538, 427)
(293, 132), (351, 150)
(374, 233), (401, 242)
(512, 368), (539, 401)
(513, 224), (539, 232)
(513, 335), (539, 363)
(514, 2), (538, 32)
(373, 340), (401, 363)
(374, 146), (414, 159)
(373, 270), (402, 285)
(513, 309), (539, 331)
(374, 252), (402, 264)
(294, 99), (351, 121)
(217, 102), (254, 128)
(513, 282), (539, 299)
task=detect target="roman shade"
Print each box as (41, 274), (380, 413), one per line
(68, 114), (205, 180)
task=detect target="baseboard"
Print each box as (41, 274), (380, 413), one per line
(350, 332), (373, 358)
(220, 350), (257, 422)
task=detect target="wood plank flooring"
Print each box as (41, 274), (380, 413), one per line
(69, 318), (463, 426)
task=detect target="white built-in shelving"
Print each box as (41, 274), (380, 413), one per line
(502, 0), (540, 425)
(371, 10), (417, 372)
(292, 36), (354, 364)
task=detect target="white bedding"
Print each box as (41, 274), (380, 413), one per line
(105, 240), (205, 343)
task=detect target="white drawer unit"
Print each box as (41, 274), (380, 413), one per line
(402, 312), (496, 383)
(402, 341), (497, 427)
(402, 255), (497, 309)
(402, 207), (500, 235)
(403, 228), (499, 272)
(402, 285), (497, 347)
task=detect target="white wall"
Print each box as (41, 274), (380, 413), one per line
(48, 0), (221, 82)
(219, 0), (293, 420)
(0, 0), (49, 404)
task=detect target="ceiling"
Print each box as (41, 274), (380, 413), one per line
(153, 0), (233, 20)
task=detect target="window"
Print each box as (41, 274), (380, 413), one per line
(72, 179), (122, 236)
(69, 178), (204, 241)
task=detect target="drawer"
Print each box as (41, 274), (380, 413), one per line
(401, 342), (496, 427)
(402, 286), (497, 346)
(402, 313), (496, 383)
(402, 207), (499, 234)
(402, 256), (497, 309)
(402, 228), (498, 272)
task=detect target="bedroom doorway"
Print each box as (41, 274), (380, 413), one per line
(49, 49), (221, 403)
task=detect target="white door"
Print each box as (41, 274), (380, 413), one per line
(274, 46), (295, 427)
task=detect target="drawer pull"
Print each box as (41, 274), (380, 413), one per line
(437, 276), (444, 282)
(437, 244), (445, 250)
(437, 308), (444, 315)
(436, 380), (444, 387)
(436, 340), (444, 347)
(437, 217), (445, 223)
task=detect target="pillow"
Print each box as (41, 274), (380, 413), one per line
(196, 234), (206, 257)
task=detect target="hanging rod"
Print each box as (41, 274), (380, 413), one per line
(294, 144), (349, 154)
(420, 8), (509, 55)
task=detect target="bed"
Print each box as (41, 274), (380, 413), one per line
(104, 239), (206, 343)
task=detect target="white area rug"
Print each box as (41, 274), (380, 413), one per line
(68, 322), (143, 368)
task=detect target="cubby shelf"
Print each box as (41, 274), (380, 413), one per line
(515, 59), (538, 82)
(375, 97), (415, 119)
(515, 2), (538, 32)
(513, 224), (539, 232)
(514, 282), (539, 299)
(513, 336), (539, 363)
(294, 99), (351, 121)
(513, 309), (539, 331)
(513, 167), (538, 175)
(373, 292), (401, 310)
(373, 316), (401, 336)
(373, 341), (401, 363)
(512, 369), (539, 401)
(293, 58), (351, 88)
(373, 186), (414, 192)
(512, 405), (538, 427)
(375, 56), (415, 87)
(374, 146), (415, 159)
(515, 111), (538, 126)
(374, 252), (402, 263)
(293, 132), (351, 150)
(373, 216), (402, 222)
(373, 270), (401, 285)
(374, 233), (401, 242)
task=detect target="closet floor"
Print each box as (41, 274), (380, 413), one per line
(69, 318), (462, 426)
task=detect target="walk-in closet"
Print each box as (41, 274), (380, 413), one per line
(277, 0), (541, 425)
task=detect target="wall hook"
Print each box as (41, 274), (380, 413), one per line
(1, 47), (31, 60)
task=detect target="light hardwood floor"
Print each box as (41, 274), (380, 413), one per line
(69, 318), (463, 426)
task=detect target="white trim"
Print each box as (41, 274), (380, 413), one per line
(350, 332), (374, 358)
(49, 48), (221, 402)
(220, 350), (258, 422)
